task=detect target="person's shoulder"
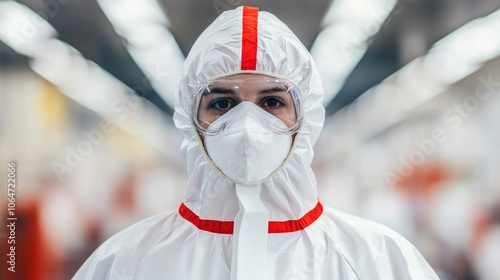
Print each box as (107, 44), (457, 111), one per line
(321, 206), (406, 240)
(317, 207), (440, 280)
(98, 210), (180, 252)
(319, 206), (416, 252)
(72, 209), (183, 280)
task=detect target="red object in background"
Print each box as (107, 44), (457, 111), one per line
(114, 172), (136, 213)
(470, 210), (491, 253)
(394, 163), (448, 198)
(1, 199), (62, 280)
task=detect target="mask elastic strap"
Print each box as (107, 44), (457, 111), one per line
(230, 184), (269, 280)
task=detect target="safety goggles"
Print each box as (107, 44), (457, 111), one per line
(191, 76), (303, 136)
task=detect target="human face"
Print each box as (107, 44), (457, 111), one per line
(195, 74), (300, 133)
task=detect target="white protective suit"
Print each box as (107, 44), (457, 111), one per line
(73, 6), (439, 280)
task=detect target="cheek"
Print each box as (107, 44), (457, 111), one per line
(197, 109), (220, 129)
(288, 107), (297, 123)
(197, 111), (209, 128)
(276, 109), (297, 128)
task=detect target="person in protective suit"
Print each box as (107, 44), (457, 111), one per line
(73, 6), (439, 280)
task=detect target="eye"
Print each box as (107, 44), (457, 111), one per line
(261, 97), (284, 109)
(209, 98), (235, 111)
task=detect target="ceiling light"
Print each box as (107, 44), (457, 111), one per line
(97, 0), (185, 108)
(311, 0), (398, 106)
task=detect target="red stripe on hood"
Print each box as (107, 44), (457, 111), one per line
(241, 6), (259, 70)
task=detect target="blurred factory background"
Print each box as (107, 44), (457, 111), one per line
(1, 0), (500, 279)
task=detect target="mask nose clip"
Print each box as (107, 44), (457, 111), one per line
(220, 122), (227, 133)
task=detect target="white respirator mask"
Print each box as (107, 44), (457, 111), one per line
(203, 102), (293, 185)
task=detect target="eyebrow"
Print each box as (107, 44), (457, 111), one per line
(258, 86), (289, 94)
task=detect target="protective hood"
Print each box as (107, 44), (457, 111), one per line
(174, 6), (325, 223)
